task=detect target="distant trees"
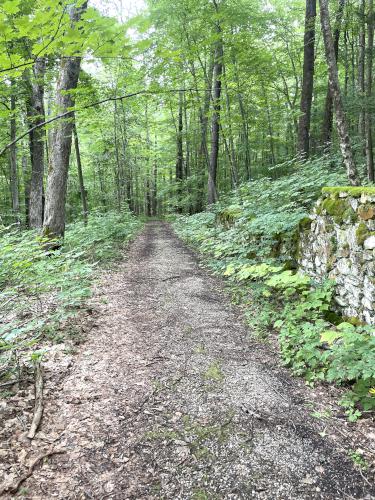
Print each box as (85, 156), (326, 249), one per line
(0, 0), (374, 230)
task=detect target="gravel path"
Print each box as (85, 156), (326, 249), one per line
(17, 222), (374, 499)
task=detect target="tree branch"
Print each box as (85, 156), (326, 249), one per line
(0, 88), (203, 158)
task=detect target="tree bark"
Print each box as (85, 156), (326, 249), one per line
(366, 0), (374, 182)
(319, 0), (359, 185)
(26, 58), (46, 228)
(10, 83), (20, 223)
(43, 1), (88, 239)
(208, 13), (223, 205)
(298, 0), (317, 158)
(73, 121), (88, 224)
(358, 0), (366, 148)
(321, 0), (345, 150)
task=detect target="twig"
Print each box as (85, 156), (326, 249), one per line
(27, 361), (44, 439)
(0, 378), (28, 388)
(0, 448), (65, 495)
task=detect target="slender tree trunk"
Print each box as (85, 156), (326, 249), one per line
(196, 57), (214, 211)
(358, 0), (366, 149)
(208, 12), (223, 205)
(27, 58), (46, 228)
(152, 135), (158, 216)
(298, 0), (317, 158)
(366, 0), (375, 181)
(21, 154), (30, 226)
(73, 121), (88, 224)
(176, 90), (184, 183)
(114, 99), (122, 211)
(231, 44), (251, 180)
(43, 1), (88, 239)
(223, 64), (239, 186)
(319, 0), (359, 185)
(321, 0), (345, 150)
(10, 84), (20, 223)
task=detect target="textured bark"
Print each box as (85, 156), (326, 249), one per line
(319, 0), (359, 185)
(321, 0), (345, 150)
(208, 19), (223, 205)
(366, 0), (374, 182)
(297, 0), (317, 158)
(43, 2), (88, 239)
(10, 84), (20, 222)
(73, 122), (88, 224)
(26, 58), (46, 228)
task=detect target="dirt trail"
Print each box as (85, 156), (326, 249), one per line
(9, 222), (375, 499)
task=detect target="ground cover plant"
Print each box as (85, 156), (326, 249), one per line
(173, 159), (375, 421)
(0, 211), (142, 388)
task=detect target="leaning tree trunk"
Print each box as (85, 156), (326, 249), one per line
(319, 0), (359, 185)
(208, 13), (223, 205)
(43, 2), (88, 239)
(366, 0), (374, 182)
(321, 0), (345, 150)
(297, 0), (317, 158)
(27, 58), (46, 228)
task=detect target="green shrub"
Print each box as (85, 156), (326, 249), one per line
(174, 159), (375, 421)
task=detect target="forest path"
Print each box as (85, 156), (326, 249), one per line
(20, 222), (373, 499)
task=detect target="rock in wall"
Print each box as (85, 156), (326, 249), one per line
(299, 187), (375, 325)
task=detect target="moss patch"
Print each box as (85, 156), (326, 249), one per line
(355, 223), (375, 246)
(298, 217), (312, 231)
(317, 197), (357, 224)
(216, 205), (243, 228)
(322, 186), (375, 197)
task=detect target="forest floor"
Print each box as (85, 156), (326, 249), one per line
(1, 221), (375, 499)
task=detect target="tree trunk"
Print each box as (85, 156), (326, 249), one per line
(366, 0), (375, 182)
(73, 121), (88, 224)
(10, 84), (20, 223)
(358, 0), (366, 149)
(321, 0), (345, 150)
(319, 0), (359, 185)
(27, 58), (46, 228)
(43, 1), (88, 239)
(196, 56), (214, 212)
(298, 0), (317, 158)
(208, 14), (223, 205)
(176, 90), (184, 183)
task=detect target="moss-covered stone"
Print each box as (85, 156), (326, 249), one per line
(322, 186), (375, 197)
(216, 205), (243, 228)
(356, 222), (375, 246)
(317, 197), (357, 224)
(298, 217), (312, 231)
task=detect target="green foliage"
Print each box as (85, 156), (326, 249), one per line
(0, 211), (142, 379)
(174, 161), (375, 421)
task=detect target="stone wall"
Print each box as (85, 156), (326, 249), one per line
(299, 187), (375, 325)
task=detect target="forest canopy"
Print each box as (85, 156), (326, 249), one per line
(0, 0), (374, 232)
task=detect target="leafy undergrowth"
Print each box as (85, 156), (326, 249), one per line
(173, 160), (375, 421)
(0, 211), (142, 387)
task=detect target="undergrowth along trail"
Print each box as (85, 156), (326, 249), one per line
(1, 222), (373, 498)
